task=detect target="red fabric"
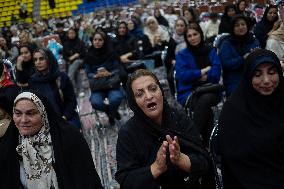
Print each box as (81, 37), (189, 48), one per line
(0, 65), (14, 88)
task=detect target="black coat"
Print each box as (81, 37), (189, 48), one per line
(0, 91), (103, 189)
(116, 77), (208, 189)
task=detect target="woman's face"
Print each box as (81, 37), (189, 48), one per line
(128, 20), (135, 31)
(238, 1), (246, 12)
(20, 47), (32, 62)
(147, 19), (157, 31)
(186, 28), (201, 46)
(184, 10), (193, 21)
(19, 33), (29, 45)
(67, 29), (76, 39)
(175, 20), (186, 35)
(13, 99), (43, 136)
(132, 76), (163, 125)
(227, 8), (236, 18)
(92, 33), (104, 49)
(233, 19), (247, 36)
(267, 8), (278, 22)
(118, 23), (127, 36)
(154, 9), (161, 17)
(0, 37), (6, 47)
(252, 63), (280, 96)
(34, 51), (49, 74)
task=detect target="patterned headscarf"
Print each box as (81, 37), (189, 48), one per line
(14, 92), (59, 189)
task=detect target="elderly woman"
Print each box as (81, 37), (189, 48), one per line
(28, 48), (81, 129)
(0, 91), (103, 189)
(219, 49), (284, 188)
(115, 69), (208, 189)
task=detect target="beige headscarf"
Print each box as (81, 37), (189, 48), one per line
(144, 16), (170, 47)
(14, 92), (59, 189)
(268, 20), (284, 42)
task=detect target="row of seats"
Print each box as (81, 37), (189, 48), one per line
(40, 0), (83, 18)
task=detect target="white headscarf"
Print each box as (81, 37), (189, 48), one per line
(14, 92), (59, 189)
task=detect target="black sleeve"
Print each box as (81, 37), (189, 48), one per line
(115, 127), (159, 189)
(60, 73), (77, 119)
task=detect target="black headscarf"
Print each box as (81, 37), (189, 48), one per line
(219, 49), (284, 188)
(219, 4), (237, 34)
(253, 5), (278, 48)
(30, 48), (60, 82)
(126, 70), (206, 156)
(184, 24), (211, 69)
(84, 31), (117, 70)
(229, 14), (256, 56)
(0, 90), (103, 189)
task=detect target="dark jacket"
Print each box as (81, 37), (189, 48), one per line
(219, 49), (284, 189)
(218, 34), (259, 96)
(115, 77), (208, 189)
(0, 104), (103, 189)
(28, 49), (79, 126)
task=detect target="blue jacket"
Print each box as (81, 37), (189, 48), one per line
(219, 36), (259, 96)
(175, 48), (221, 105)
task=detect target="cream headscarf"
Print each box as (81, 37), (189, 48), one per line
(268, 20), (284, 42)
(14, 92), (59, 189)
(144, 16), (170, 47)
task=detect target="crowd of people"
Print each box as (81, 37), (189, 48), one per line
(0, 0), (284, 188)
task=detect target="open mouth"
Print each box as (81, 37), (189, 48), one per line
(147, 102), (157, 110)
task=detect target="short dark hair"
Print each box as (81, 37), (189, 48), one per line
(128, 69), (159, 88)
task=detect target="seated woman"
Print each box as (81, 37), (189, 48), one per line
(116, 69), (208, 189)
(175, 23), (221, 144)
(219, 49), (284, 189)
(28, 48), (81, 129)
(15, 45), (35, 87)
(218, 4), (236, 34)
(84, 31), (124, 125)
(219, 15), (259, 96)
(253, 5), (278, 48)
(266, 20), (284, 69)
(112, 21), (138, 65)
(144, 16), (171, 67)
(0, 91), (103, 189)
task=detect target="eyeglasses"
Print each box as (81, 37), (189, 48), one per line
(33, 57), (45, 62)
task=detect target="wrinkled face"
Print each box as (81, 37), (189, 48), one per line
(92, 33), (104, 49)
(175, 20), (186, 35)
(20, 47), (32, 62)
(239, 1), (246, 12)
(227, 8), (236, 17)
(252, 63), (280, 96)
(184, 10), (193, 21)
(13, 99), (43, 136)
(0, 37), (6, 46)
(132, 76), (163, 125)
(34, 51), (49, 75)
(127, 20), (135, 31)
(267, 8), (278, 22)
(187, 28), (201, 46)
(233, 19), (247, 36)
(67, 29), (76, 39)
(118, 23), (127, 36)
